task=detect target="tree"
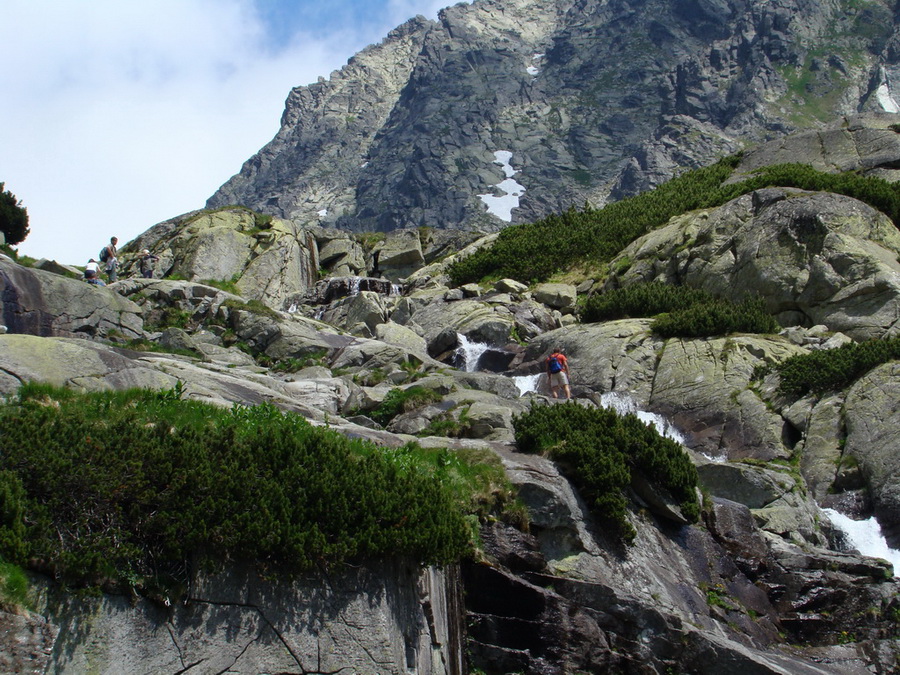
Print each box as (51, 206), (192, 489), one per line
(0, 183), (30, 246)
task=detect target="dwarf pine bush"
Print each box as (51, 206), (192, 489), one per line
(651, 296), (781, 338)
(581, 282), (715, 323)
(582, 283), (780, 337)
(513, 403), (699, 543)
(775, 337), (900, 396)
(0, 384), (512, 597)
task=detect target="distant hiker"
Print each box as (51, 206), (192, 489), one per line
(84, 259), (106, 286)
(546, 347), (571, 400)
(84, 258), (100, 279)
(139, 249), (159, 278)
(99, 236), (118, 282)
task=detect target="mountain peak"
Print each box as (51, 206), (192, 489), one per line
(207, 0), (900, 233)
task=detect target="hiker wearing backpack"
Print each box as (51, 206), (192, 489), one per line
(99, 236), (118, 282)
(546, 347), (571, 400)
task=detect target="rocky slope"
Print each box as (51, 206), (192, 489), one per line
(208, 0), (900, 236)
(6, 120), (900, 672)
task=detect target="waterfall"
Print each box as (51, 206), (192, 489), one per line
(455, 334), (490, 372)
(598, 392), (686, 445)
(349, 276), (361, 295)
(823, 508), (900, 576)
(513, 374), (542, 396)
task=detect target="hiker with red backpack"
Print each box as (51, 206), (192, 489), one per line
(546, 347), (571, 400)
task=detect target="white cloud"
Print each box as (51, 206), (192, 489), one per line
(1, 0), (437, 264)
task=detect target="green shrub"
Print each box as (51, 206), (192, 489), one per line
(776, 337), (900, 396)
(120, 338), (198, 359)
(369, 386), (444, 427)
(513, 403), (699, 543)
(200, 276), (241, 295)
(0, 470), (27, 564)
(651, 296), (781, 338)
(0, 384), (507, 597)
(582, 283), (780, 338)
(581, 282), (716, 322)
(0, 182), (30, 246)
(144, 306), (194, 332)
(0, 561), (30, 608)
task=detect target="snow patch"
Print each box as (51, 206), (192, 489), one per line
(317, 209), (328, 217)
(479, 150), (526, 222)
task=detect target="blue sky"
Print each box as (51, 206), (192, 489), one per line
(0, 0), (454, 264)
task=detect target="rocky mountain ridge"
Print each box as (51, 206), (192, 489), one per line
(209, 0), (900, 237)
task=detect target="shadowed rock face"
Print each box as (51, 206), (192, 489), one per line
(0, 256), (143, 340)
(1, 560), (464, 675)
(208, 0), (900, 235)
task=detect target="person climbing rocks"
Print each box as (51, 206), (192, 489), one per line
(546, 347), (571, 400)
(100, 236), (119, 282)
(139, 249), (159, 279)
(83, 258), (105, 286)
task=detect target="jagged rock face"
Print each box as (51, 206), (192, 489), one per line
(207, 0), (900, 234)
(123, 209), (321, 309)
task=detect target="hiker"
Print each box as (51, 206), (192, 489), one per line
(139, 249), (159, 279)
(84, 258), (105, 286)
(546, 347), (571, 400)
(100, 236), (118, 282)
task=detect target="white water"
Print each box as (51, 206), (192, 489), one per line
(823, 508), (900, 576)
(456, 334), (490, 372)
(598, 392), (687, 444)
(513, 374), (542, 396)
(876, 67), (900, 113)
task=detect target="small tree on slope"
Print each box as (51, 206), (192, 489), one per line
(0, 183), (29, 246)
